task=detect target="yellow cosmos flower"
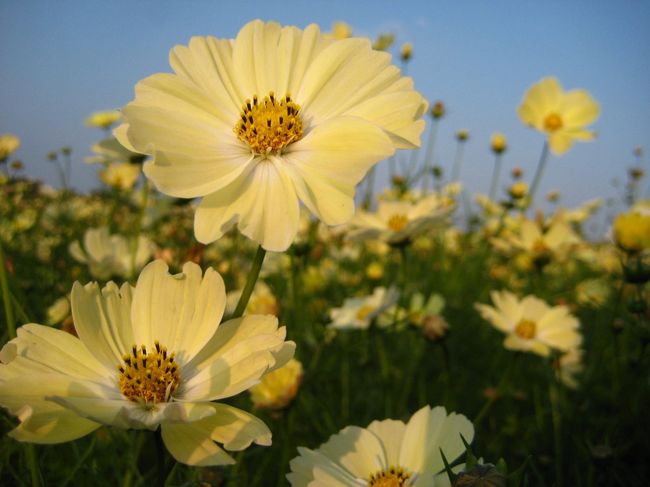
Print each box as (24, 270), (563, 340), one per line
(287, 405), (474, 486)
(330, 21), (352, 39)
(249, 357), (303, 410)
(85, 110), (122, 129)
(116, 20), (427, 252)
(613, 210), (650, 253)
(0, 133), (20, 162)
(0, 260), (295, 466)
(99, 162), (141, 190)
(475, 290), (582, 357)
(517, 77), (599, 155)
(328, 287), (399, 330)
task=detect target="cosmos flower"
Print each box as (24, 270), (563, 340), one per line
(85, 136), (145, 165)
(0, 260), (295, 466)
(85, 110), (122, 129)
(116, 19), (427, 251)
(348, 193), (452, 245)
(249, 357), (303, 410)
(99, 162), (141, 191)
(69, 227), (155, 280)
(287, 405), (474, 486)
(475, 290), (582, 357)
(328, 286), (399, 330)
(517, 77), (599, 155)
(0, 133), (20, 162)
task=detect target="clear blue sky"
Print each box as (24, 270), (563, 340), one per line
(1, 0), (649, 222)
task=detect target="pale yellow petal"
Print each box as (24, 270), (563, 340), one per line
(71, 281), (134, 372)
(130, 260), (226, 363)
(161, 422), (235, 466)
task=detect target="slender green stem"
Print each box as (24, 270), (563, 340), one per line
(488, 154), (503, 201)
(421, 119), (440, 192)
(549, 366), (563, 487)
(0, 240), (16, 340)
(528, 141), (550, 206)
(450, 140), (466, 182)
(11, 291), (31, 324)
(474, 353), (518, 427)
(60, 435), (97, 487)
(122, 430), (146, 487)
(25, 444), (42, 487)
(232, 245), (267, 319)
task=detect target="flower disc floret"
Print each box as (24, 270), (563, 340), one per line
(118, 342), (180, 404)
(235, 93), (303, 155)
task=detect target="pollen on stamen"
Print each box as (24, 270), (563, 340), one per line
(117, 343), (180, 404)
(234, 92), (304, 155)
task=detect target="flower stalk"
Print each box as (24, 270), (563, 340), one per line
(232, 245), (267, 319)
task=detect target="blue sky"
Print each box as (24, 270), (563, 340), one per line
(1, 0), (649, 223)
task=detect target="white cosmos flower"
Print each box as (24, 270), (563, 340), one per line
(69, 227), (155, 280)
(115, 19), (427, 252)
(348, 193), (453, 245)
(475, 290), (582, 357)
(287, 405), (474, 487)
(328, 286), (399, 330)
(0, 260), (295, 466)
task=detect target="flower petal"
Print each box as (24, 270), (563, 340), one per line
(130, 260), (226, 364)
(161, 421), (235, 466)
(194, 158), (300, 251)
(8, 404), (100, 444)
(318, 426), (386, 478)
(71, 281), (135, 372)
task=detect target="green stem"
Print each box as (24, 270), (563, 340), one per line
(488, 154), (503, 201)
(232, 245), (267, 319)
(474, 353), (518, 427)
(61, 435), (97, 487)
(25, 444), (42, 487)
(122, 430), (146, 487)
(549, 367), (563, 487)
(528, 141), (550, 206)
(421, 119), (440, 192)
(450, 140), (466, 182)
(0, 240), (16, 340)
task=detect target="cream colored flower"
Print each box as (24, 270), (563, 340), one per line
(46, 296), (70, 326)
(249, 357), (303, 410)
(506, 217), (580, 263)
(329, 287), (399, 330)
(116, 20), (426, 251)
(0, 260), (294, 465)
(85, 136), (144, 165)
(475, 290), (582, 357)
(85, 110), (121, 129)
(287, 405), (474, 486)
(69, 227), (155, 279)
(0, 133), (20, 162)
(99, 162), (141, 190)
(517, 77), (599, 155)
(348, 193), (452, 245)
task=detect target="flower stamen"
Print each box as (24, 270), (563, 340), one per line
(235, 92), (304, 155)
(387, 214), (409, 232)
(118, 341), (180, 404)
(544, 113), (563, 132)
(368, 466), (411, 487)
(515, 319), (536, 340)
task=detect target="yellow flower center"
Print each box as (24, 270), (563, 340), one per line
(514, 319), (536, 340)
(117, 342), (180, 404)
(532, 239), (549, 255)
(234, 92), (304, 155)
(544, 113), (563, 132)
(388, 214), (409, 232)
(356, 304), (376, 321)
(368, 466), (411, 487)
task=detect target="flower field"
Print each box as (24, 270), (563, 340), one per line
(1, 19), (649, 487)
